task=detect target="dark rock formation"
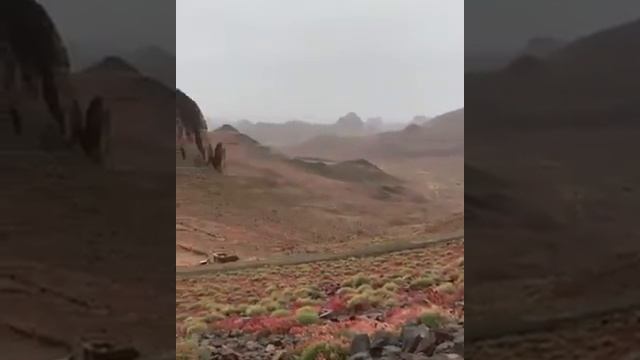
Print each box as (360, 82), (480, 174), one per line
(79, 340), (140, 360)
(216, 124), (238, 132)
(336, 112), (364, 134)
(176, 89), (207, 159)
(411, 115), (430, 125)
(81, 96), (109, 163)
(10, 107), (21, 135)
(0, 0), (71, 133)
(345, 324), (463, 360)
(211, 142), (226, 173)
(404, 123), (423, 133)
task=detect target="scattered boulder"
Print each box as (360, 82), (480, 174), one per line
(10, 107), (22, 135)
(370, 331), (394, 357)
(212, 142), (226, 173)
(345, 323), (463, 360)
(80, 96), (108, 163)
(79, 340), (140, 360)
(401, 325), (431, 353)
(350, 334), (371, 355)
(211, 252), (239, 264)
(199, 332), (297, 360)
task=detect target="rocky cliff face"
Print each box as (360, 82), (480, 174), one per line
(72, 56), (176, 170)
(336, 112), (365, 135)
(176, 89), (209, 160)
(0, 0), (73, 148)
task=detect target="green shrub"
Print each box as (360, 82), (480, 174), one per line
(259, 298), (282, 312)
(382, 282), (399, 292)
(271, 309), (291, 317)
(373, 288), (394, 299)
(221, 303), (247, 316)
(349, 274), (371, 288)
(435, 282), (456, 294)
(347, 294), (371, 310)
(356, 284), (374, 293)
(297, 297), (324, 307)
(245, 305), (268, 317)
(382, 298), (398, 308)
(419, 310), (446, 329)
(294, 286), (325, 300)
(336, 287), (357, 297)
(184, 318), (208, 337)
(295, 308), (320, 325)
(409, 276), (435, 290)
(203, 312), (226, 323)
(299, 342), (348, 360)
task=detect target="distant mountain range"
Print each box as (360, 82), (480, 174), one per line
(467, 18), (640, 127)
(283, 108), (464, 161)
(232, 113), (414, 147)
(466, 36), (565, 72)
(66, 42), (175, 88)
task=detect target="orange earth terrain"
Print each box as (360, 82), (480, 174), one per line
(175, 115), (464, 359)
(176, 239), (464, 359)
(175, 124), (463, 267)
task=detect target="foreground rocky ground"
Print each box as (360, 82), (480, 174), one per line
(176, 240), (464, 359)
(467, 306), (640, 360)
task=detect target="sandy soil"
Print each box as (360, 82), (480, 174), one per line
(0, 151), (175, 359)
(465, 125), (640, 350)
(176, 129), (463, 267)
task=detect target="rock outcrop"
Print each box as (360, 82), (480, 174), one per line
(0, 0), (73, 148)
(0, 0), (125, 166)
(72, 56), (176, 170)
(176, 89), (208, 160)
(336, 112), (364, 135)
(411, 115), (430, 125)
(212, 142), (226, 173)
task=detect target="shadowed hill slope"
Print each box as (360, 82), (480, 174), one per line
(467, 18), (640, 130)
(71, 57), (175, 170)
(0, 0), (73, 147)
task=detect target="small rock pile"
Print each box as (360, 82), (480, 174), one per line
(348, 323), (464, 360)
(197, 321), (463, 360)
(200, 330), (298, 360)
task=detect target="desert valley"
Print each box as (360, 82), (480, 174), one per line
(175, 105), (465, 359)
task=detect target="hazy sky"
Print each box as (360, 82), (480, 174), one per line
(177, 0), (464, 123)
(466, 0), (640, 54)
